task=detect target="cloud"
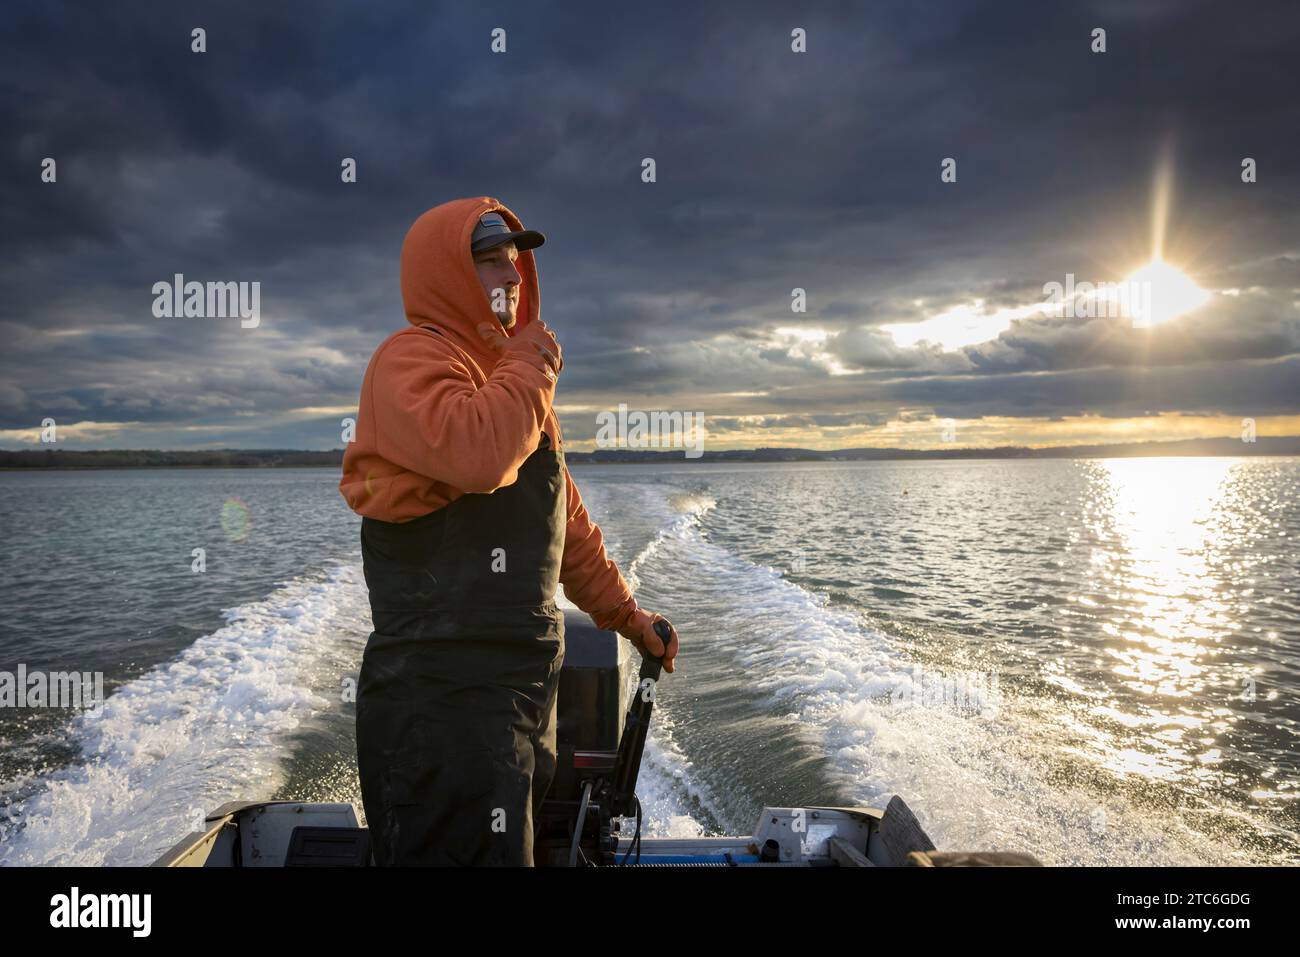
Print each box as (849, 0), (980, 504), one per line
(2, 0), (1297, 447)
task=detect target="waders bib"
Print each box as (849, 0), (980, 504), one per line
(356, 430), (566, 865)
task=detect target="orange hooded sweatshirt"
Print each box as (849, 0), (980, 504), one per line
(339, 197), (639, 634)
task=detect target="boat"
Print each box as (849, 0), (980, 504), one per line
(152, 612), (1040, 867)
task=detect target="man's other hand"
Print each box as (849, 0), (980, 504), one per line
(617, 608), (679, 674)
(477, 316), (563, 379)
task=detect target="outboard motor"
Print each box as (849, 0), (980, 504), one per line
(535, 610), (673, 866)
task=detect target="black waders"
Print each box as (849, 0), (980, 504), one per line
(356, 431), (567, 865)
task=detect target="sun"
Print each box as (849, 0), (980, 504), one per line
(1124, 257), (1211, 328)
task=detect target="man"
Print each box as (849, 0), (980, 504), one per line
(339, 196), (679, 866)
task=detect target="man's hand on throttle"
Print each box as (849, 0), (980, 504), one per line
(617, 608), (680, 674)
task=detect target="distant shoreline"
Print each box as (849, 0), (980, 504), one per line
(2, 436), (1298, 469)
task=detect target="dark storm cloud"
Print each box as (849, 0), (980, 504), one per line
(888, 355), (1300, 420)
(1, 0), (1297, 447)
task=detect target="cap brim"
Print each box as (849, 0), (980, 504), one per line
(472, 229), (545, 253)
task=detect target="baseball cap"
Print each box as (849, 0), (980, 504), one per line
(470, 211), (545, 253)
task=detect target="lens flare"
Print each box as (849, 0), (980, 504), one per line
(221, 497), (252, 542)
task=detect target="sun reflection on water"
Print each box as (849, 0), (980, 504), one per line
(1081, 458), (1242, 781)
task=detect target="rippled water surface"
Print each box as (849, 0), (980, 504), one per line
(1, 458), (1296, 865)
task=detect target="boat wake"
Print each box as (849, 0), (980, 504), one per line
(602, 481), (1259, 866)
(0, 564), (366, 866)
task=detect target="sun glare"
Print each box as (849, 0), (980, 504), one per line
(1124, 258), (1211, 328)
(878, 150), (1213, 351)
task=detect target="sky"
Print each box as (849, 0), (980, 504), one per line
(2, 0), (1298, 453)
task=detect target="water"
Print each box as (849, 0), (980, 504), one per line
(0, 458), (1296, 865)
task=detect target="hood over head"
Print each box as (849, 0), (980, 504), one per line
(399, 196), (542, 368)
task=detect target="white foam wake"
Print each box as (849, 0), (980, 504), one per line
(0, 563), (369, 866)
(622, 492), (716, 593)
